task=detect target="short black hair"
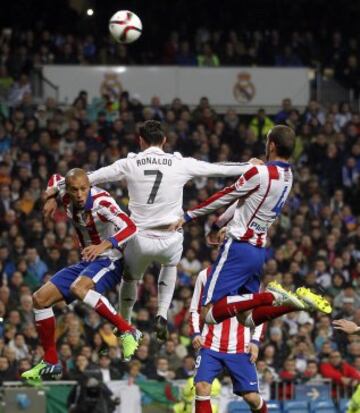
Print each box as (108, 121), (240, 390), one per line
(268, 125), (295, 159)
(139, 120), (164, 145)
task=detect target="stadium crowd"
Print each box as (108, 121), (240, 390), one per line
(0, 76), (359, 399)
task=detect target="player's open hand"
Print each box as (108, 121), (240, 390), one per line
(192, 334), (203, 350)
(333, 319), (360, 335)
(249, 158), (264, 166)
(169, 218), (185, 231)
(82, 240), (112, 261)
(43, 197), (57, 220)
(248, 342), (259, 363)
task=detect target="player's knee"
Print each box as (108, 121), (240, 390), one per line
(70, 277), (92, 300)
(33, 291), (49, 309)
(241, 392), (260, 407)
(195, 381), (211, 397)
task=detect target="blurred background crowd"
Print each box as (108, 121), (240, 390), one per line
(0, 0), (359, 404)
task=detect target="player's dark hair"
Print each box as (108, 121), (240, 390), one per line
(139, 120), (164, 145)
(268, 125), (295, 159)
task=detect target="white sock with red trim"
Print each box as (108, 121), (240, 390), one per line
(83, 290), (133, 333)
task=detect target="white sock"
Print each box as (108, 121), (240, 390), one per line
(83, 289), (116, 315)
(195, 395), (211, 401)
(119, 279), (137, 322)
(157, 266), (177, 320)
(34, 307), (54, 321)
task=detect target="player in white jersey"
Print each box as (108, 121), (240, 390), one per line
(22, 169), (141, 384)
(43, 120), (259, 340)
(177, 125), (332, 329)
(190, 268), (268, 413)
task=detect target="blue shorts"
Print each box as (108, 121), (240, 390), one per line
(194, 348), (259, 394)
(50, 258), (122, 303)
(202, 239), (266, 305)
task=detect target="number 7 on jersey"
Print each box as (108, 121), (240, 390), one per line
(144, 170), (163, 204)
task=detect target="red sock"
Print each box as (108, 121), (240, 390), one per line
(252, 305), (296, 325)
(252, 399), (268, 413)
(34, 309), (58, 364)
(195, 398), (212, 413)
(212, 293), (274, 323)
(84, 290), (133, 333)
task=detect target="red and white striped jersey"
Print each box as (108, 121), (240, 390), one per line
(189, 268), (263, 354)
(47, 174), (137, 260)
(186, 162), (293, 248)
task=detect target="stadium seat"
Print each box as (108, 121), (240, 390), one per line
(227, 400), (281, 413)
(227, 400), (251, 412)
(266, 400), (282, 413)
(283, 400), (309, 413)
(310, 399), (337, 413)
(339, 399), (350, 413)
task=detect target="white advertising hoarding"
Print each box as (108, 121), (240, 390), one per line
(42, 65), (310, 108)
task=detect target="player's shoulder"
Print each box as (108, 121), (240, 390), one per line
(127, 152), (137, 159)
(91, 187), (118, 208)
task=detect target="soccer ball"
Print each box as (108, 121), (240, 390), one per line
(109, 10), (142, 44)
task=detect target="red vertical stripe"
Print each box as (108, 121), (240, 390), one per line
(86, 212), (101, 244)
(204, 325), (214, 348)
(236, 324), (245, 353)
(72, 211), (85, 247)
(219, 319), (231, 352)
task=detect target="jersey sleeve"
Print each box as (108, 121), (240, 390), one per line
(46, 174), (67, 203)
(183, 158), (251, 179)
(97, 198), (137, 248)
(185, 166), (260, 222)
(189, 269), (207, 337)
(88, 159), (127, 185)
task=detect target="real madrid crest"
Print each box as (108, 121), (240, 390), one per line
(233, 72), (256, 103)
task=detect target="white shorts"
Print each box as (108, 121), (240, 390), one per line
(123, 230), (184, 280)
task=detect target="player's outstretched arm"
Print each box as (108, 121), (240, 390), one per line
(42, 174), (64, 219)
(184, 165), (261, 223)
(87, 159), (127, 186)
(333, 319), (360, 335)
(183, 157), (263, 179)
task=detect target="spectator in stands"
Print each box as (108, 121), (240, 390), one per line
(148, 357), (176, 381)
(197, 43), (220, 67)
(320, 351), (360, 387)
(249, 108), (274, 141)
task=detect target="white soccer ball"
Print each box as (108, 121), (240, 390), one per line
(109, 10), (142, 44)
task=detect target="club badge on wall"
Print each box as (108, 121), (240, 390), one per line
(233, 72), (256, 103)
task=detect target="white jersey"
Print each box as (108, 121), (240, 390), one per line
(189, 268), (263, 354)
(86, 147), (251, 230)
(186, 162), (293, 247)
(47, 174), (137, 260)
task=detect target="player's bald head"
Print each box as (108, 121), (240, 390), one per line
(65, 168), (89, 186)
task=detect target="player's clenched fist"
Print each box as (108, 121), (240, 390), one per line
(192, 334), (203, 350)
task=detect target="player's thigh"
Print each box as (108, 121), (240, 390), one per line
(80, 258), (122, 295)
(123, 235), (153, 280)
(194, 348), (224, 385)
(157, 231), (184, 266)
(33, 281), (64, 308)
(223, 353), (259, 395)
(48, 262), (86, 304)
(202, 240), (265, 305)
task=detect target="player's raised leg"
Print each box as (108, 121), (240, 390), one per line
(70, 258), (142, 360)
(21, 281), (64, 382)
